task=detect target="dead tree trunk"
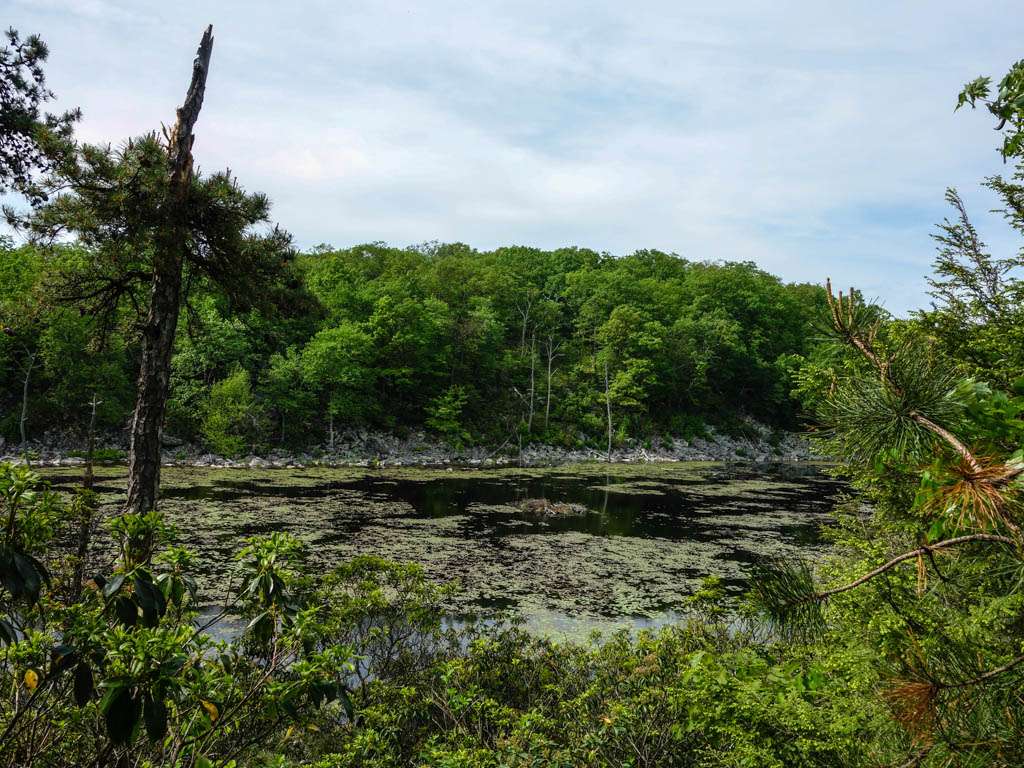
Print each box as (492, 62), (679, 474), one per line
(543, 335), (562, 431)
(124, 26), (213, 515)
(72, 393), (101, 595)
(84, 393), (100, 490)
(19, 351), (36, 463)
(604, 358), (612, 463)
(515, 295), (533, 350)
(527, 332), (536, 434)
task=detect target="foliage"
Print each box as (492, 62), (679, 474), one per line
(0, 463), (352, 768)
(0, 27), (78, 201)
(425, 385), (472, 449)
(201, 367), (263, 458)
(1, 238), (828, 449)
(958, 60), (1024, 161)
(753, 283), (1024, 765)
(914, 183), (1024, 390)
(7, 134), (293, 341)
(0, 462), (887, 768)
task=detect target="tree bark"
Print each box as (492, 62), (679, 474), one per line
(65, 393), (102, 594)
(545, 349), (553, 431)
(124, 26), (214, 515)
(71, 393), (100, 596)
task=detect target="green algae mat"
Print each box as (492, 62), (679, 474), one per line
(43, 462), (842, 639)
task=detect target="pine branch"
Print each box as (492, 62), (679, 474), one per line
(753, 534), (1017, 627)
(826, 278), (983, 472)
(944, 651), (1024, 689)
(813, 534), (1015, 601)
(907, 411), (981, 474)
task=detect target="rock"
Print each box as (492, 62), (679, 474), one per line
(517, 498), (591, 518)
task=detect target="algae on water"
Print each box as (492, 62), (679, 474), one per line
(41, 461), (842, 639)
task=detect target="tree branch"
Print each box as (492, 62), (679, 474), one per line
(813, 534), (1016, 602)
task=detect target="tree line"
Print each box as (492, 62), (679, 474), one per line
(2, 239), (829, 456)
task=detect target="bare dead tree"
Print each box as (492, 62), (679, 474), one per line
(543, 334), (563, 431)
(18, 350), (36, 465)
(527, 331), (536, 433)
(83, 392), (100, 490)
(514, 293), (534, 350)
(69, 394), (101, 596)
(604, 357), (612, 463)
(124, 26), (213, 515)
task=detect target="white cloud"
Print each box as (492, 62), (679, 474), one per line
(6, 0), (1022, 314)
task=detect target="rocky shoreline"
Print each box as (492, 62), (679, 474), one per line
(0, 420), (822, 469)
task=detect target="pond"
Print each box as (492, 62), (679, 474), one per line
(45, 461), (844, 639)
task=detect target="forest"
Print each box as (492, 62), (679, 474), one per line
(3, 19), (1024, 768)
(1, 237), (827, 456)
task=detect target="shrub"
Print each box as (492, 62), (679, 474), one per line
(425, 385), (471, 450)
(201, 367), (263, 457)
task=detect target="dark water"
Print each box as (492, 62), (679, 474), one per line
(158, 462), (835, 543)
(46, 462), (844, 637)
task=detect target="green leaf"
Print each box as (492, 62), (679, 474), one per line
(12, 552), (42, 601)
(113, 596), (138, 627)
(0, 618), (17, 645)
(50, 644), (78, 675)
(74, 662), (94, 707)
(103, 686), (140, 745)
(927, 518), (947, 544)
(133, 575), (156, 611)
(143, 692), (168, 742)
(338, 687), (356, 724)
(103, 573), (126, 599)
(803, 667), (826, 691)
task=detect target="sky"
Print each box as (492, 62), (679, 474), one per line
(6, 0), (1024, 315)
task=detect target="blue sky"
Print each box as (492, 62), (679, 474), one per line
(7, 0), (1023, 314)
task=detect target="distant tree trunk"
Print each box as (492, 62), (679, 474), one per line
(604, 358), (612, 463)
(527, 332), (536, 433)
(544, 351), (552, 430)
(73, 393), (101, 595)
(84, 393), (100, 490)
(543, 335), (561, 431)
(328, 411), (335, 452)
(19, 351), (36, 463)
(516, 295), (533, 350)
(124, 26), (213, 515)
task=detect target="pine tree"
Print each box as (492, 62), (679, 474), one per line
(7, 27), (292, 514)
(752, 282), (1024, 765)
